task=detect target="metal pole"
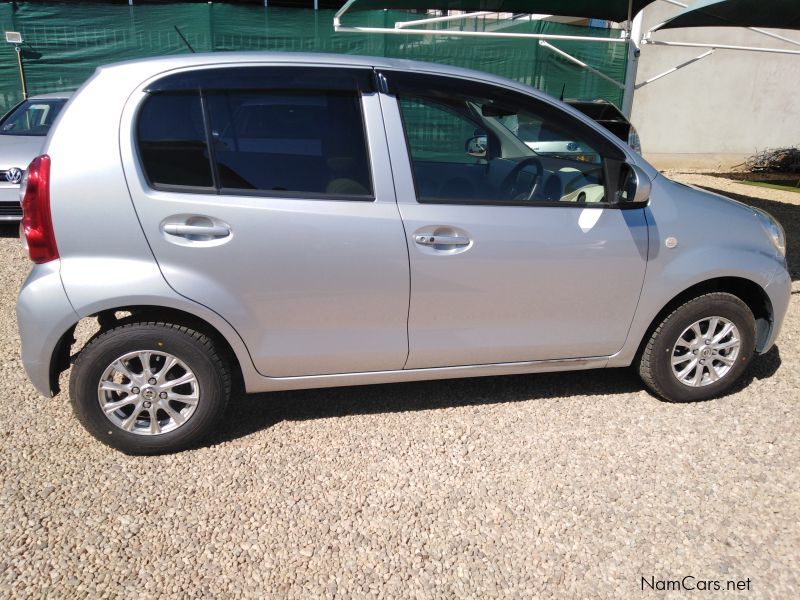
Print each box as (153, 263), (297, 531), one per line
(634, 49), (714, 88)
(15, 45), (28, 100)
(334, 24), (627, 44)
(395, 12), (493, 29)
(539, 41), (626, 89)
(621, 12), (643, 117)
(644, 39), (800, 55)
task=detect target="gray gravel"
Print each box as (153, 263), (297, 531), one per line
(1, 174), (799, 598)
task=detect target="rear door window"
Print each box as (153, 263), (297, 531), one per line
(205, 91), (372, 197)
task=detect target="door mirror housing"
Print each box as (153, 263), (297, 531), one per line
(617, 163), (651, 208)
(465, 134), (487, 159)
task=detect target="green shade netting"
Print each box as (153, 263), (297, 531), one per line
(0, 2), (627, 114)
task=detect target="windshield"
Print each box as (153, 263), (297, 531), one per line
(0, 99), (67, 136)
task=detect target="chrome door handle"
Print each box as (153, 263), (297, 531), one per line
(163, 224), (230, 238)
(414, 234), (469, 246)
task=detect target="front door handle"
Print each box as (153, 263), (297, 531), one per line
(414, 234), (469, 247)
(163, 223), (230, 238)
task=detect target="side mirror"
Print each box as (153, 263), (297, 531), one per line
(465, 135), (487, 159)
(618, 163), (651, 208)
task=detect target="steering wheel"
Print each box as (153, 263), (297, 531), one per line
(499, 157), (544, 201)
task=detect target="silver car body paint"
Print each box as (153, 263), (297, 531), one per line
(15, 53), (790, 397)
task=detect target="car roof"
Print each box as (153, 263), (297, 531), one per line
(27, 92), (73, 100)
(565, 99), (628, 122)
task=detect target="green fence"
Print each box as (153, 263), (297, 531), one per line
(0, 2), (627, 115)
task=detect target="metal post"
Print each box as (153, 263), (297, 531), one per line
(539, 41), (626, 90)
(15, 45), (28, 100)
(621, 12), (642, 118)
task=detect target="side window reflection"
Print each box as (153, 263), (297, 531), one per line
(397, 84), (608, 205)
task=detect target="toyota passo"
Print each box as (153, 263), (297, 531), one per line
(16, 54), (790, 454)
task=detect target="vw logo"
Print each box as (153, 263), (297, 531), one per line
(5, 167), (23, 185)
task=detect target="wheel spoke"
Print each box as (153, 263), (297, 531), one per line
(121, 405), (145, 431)
(672, 354), (692, 366)
(676, 359), (698, 380)
(716, 355), (735, 366)
(165, 372), (196, 389)
(156, 356), (179, 383)
(706, 366), (720, 382)
(712, 323), (734, 344)
(692, 364), (705, 386)
(99, 381), (132, 395)
(690, 323), (703, 341)
(138, 351), (154, 379)
(713, 339), (739, 351)
(112, 359), (139, 384)
(101, 397), (137, 414)
(167, 392), (199, 406)
(160, 402), (185, 426)
(706, 317), (719, 339)
(149, 408), (161, 434)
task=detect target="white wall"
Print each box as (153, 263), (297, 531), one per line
(630, 2), (800, 170)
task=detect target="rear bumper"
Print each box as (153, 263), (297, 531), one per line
(16, 260), (78, 397)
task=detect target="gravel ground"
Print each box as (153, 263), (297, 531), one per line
(1, 173), (799, 598)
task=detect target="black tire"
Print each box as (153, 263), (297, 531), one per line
(637, 292), (756, 402)
(70, 322), (230, 454)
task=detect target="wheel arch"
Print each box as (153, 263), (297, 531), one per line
(633, 276), (773, 363)
(49, 304), (248, 396)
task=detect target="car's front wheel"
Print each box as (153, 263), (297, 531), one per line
(637, 292), (756, 402)
(70, 322), (230, 454)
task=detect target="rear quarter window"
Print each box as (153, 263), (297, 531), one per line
(135, 84), (373, 199)
(136, 93), (214, 189)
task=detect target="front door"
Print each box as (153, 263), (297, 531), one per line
(122, 66), (410, 377)
(380, 71), (649, 369)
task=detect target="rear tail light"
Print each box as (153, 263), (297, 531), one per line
(20, 154), (59, 264)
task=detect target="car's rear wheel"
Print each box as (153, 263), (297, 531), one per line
(637, 292), (756, 402)
(70, 322), (230, 454)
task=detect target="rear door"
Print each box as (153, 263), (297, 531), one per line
(121, 66), (410, 377)
(380, 71), (648, 369)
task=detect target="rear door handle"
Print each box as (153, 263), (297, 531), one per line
(414, 234), (469, 247)
(163, 223), (230, 238)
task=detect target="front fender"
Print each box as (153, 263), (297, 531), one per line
(609, 176), (790, 367)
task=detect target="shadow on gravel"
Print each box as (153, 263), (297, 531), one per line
(696, 186), (800, 282)
(0, 223), (19, 239)
(207, 347), (782, 445)
(208, 368), (642, 445)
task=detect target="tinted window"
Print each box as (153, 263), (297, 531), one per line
(394, 73), (617, 206)
(0, 99), (67, 136)
(206, 91), (372, 197)
(400, 98), (481, 164)
(137, 93), (214, 189)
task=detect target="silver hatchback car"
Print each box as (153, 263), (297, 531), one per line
(16, 53), (790, 454)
